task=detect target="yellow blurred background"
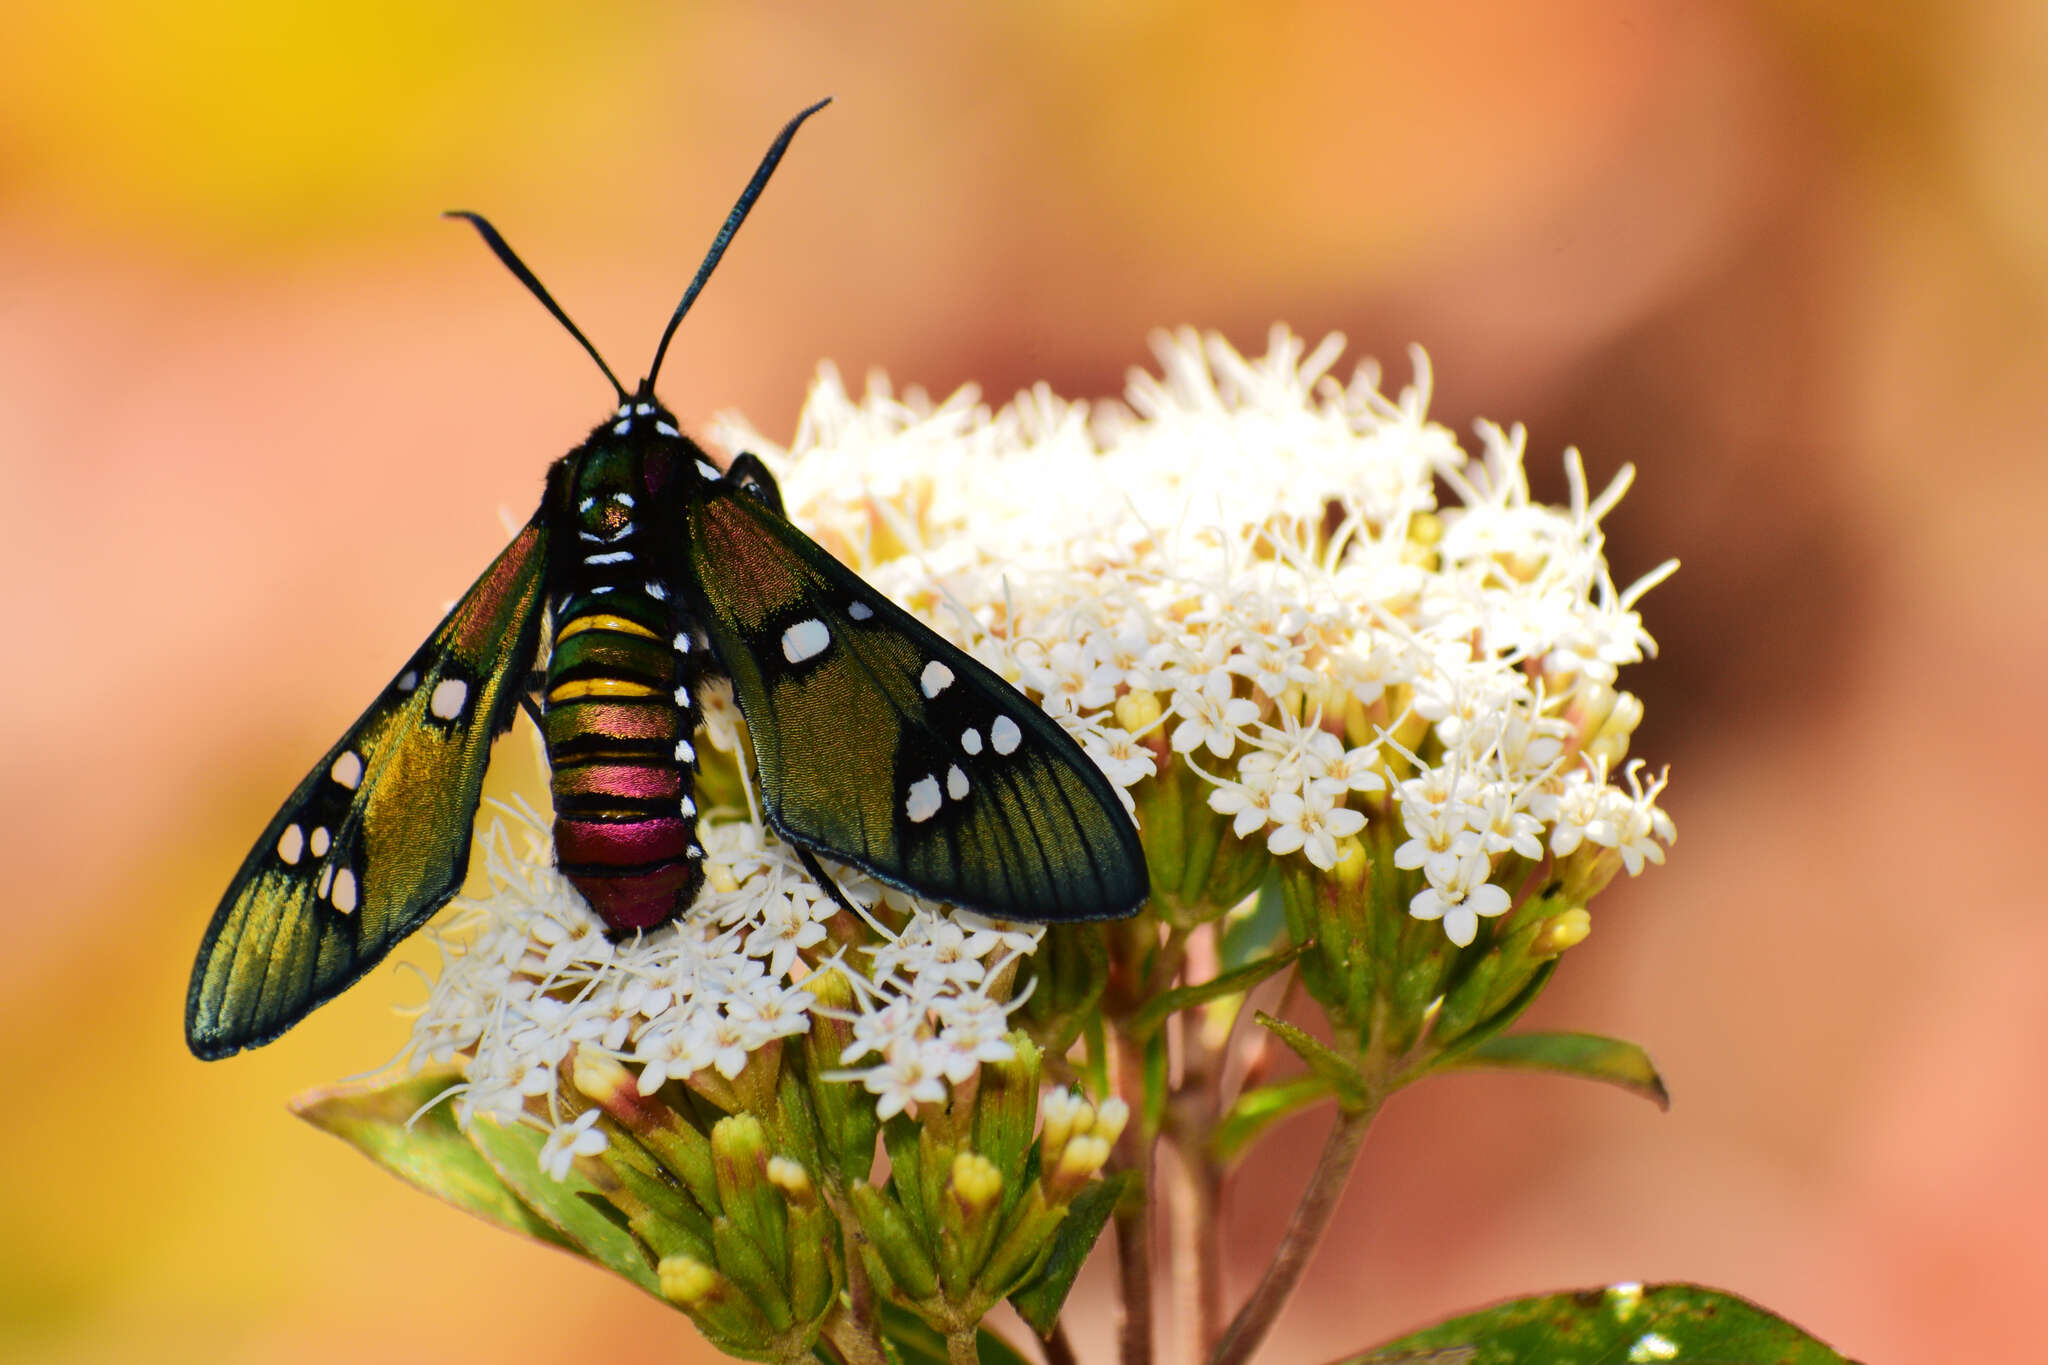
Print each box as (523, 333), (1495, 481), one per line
(4, 2), (2044, 1360)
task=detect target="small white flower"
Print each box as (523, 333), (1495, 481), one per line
(1408, 850), (1513, 947)
(1265, 786), (1367, 870)
(1170, 672), (1260, 759)
(538, 1109), (608, 1180)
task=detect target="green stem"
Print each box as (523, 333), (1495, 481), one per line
(1112, 1029), (1155, 1365)
(1205, 1101), (1378, 1365)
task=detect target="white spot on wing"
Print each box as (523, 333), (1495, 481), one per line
(848, 601), (874, 621)
(782, 618), (830, 663)
(947, 765), (970, 800)
(332, 867), (358, 914)
(430, 678), (468, 720)
(961, 728), (983, 754)
(277, 824), (304, 865)
(645, 581), (667, 600)
(906, 775), (942, 823)
(991, 715), (1022, 755)
(316, 864), (335, 898)
(331, 751), (363, 790)
(397, 669), (419, 692)
(920, 661), (955, 698)
(309, 826), (331, 857)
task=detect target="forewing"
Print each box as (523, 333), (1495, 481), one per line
(686, 483), (1146, 922)
(186, 521), (550, 1058)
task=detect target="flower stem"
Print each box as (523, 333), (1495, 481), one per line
(1206, 1102), (1378, 1365)
(1044, 1320), (1082, 1365)
(1165, 1135), (1224, 1363)
(1111, 1030), (1155, 1365)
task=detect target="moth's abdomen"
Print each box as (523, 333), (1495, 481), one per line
(544, 601), (703, 932)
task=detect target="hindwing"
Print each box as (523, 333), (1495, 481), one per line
(685, 475), (1147, 922)
(186, 521), (551, 1059)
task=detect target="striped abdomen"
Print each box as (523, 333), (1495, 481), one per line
(544, 589), (702, 932)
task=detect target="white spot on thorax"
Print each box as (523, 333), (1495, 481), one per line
(612, 419), (631, 435)
(961, 728), (983, 755)
(991, 715), (1022, 755)
(634, 402), (655, 415)
(277, 824), (304, 865)
(579, 496), (597, 513)
(947, 765), (970, 799)
(920, 661), (955, 698)
(331, 752), (363, 790)
(645, 581), (667, 600)
(696, 459), (722, 481)
(906, 775), (943, 823)
(309, 826), (331, 857)
(331, 867), (358, 914)
(656, 421), (680, 438)
(584, 550), (634, 566)
(431, 678), (468, 719)
(613, 492), (635, 507)
(848, 601), (874, 621)
(782, 618), (830, 663)
(397, 669), (419, 692)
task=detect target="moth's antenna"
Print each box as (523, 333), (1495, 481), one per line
(443, 210), (629, 404)
(643, 97), (832, 394)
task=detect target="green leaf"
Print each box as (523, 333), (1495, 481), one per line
(466, 1112), (662, 1296)
(1253, 1011), (1368, 1110)
(1219, 872), (1286, 970)
(1211, 1075), (1333, 1165)
(1426, 960), (1557, 1069)
(1440, 1031), (1670, 1110)
(291, 1072), (576, 1255)
(1008, 1172), (1133, 1337)
(1342, 1282), (1859, 1363)
(1127, 941), (1307, 1041)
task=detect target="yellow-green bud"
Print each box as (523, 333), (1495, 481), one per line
(659, 1254), (719, 1306)
(948, 1151), (1004, 1216)
(766, 1155), (815, 1206)
(1116, 688), (1163, 734)
(1092, 1097), (1130, 1148)
(1531, 907), (1591, 956)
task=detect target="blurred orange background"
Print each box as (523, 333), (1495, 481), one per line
(4, 3), (2043, 1361)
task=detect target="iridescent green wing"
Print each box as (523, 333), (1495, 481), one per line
(186, 521), (551, 1059)
(685, 473), (1147, 922)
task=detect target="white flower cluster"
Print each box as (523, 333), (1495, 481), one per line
(716, 326), (1676, 948)
(406, 801), (1040, 1162)
(407, 326), (1678, 1166)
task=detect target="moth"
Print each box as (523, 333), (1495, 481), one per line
(186, 101), (1147, 1060)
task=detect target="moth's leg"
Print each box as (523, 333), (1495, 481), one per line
(726, 452), (784, 517)
(519, 669), (547, 733)
(793, 844), (865, 921)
